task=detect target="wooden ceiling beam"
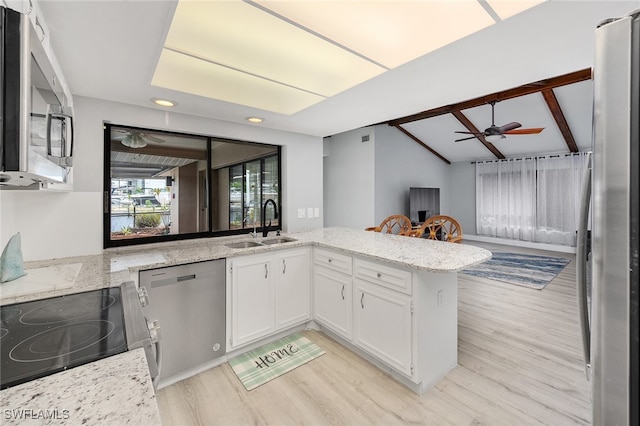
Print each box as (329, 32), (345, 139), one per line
(387, 68), (592, 126)
(393, 124), (451, 164)
(541, 88), (579, 152)
(452, 111), (505, 159)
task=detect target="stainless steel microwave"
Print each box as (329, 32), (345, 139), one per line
(1, 6), (74, 190)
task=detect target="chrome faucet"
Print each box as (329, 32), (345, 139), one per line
(262, 199), (279, 237)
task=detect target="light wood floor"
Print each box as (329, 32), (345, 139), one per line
(156, 242), (591, 425)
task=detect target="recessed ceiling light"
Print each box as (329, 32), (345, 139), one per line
(246, 117), (264, 123)
(152, 98), (176, 107)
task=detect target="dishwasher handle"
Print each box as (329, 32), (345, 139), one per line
(147, 319), (163, 389)
(177, 274), (196, 282)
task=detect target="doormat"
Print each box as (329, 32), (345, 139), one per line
(461, 252), (570, 290)
(228, 333), (325, 391)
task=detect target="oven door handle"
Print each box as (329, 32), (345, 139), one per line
(46, 105), (74, 167)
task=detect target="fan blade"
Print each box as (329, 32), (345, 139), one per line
(503, 127), (544, 135)
(454, 136), (478, 142)
(454, 131), (482, 135)
(111, 129), (129, 141)
(142, 134), (165, 143)
(497, 122), (521, 133)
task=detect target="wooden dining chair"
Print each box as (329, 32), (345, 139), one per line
(409, 215), (463, 243)
(365, 214), (413, 236)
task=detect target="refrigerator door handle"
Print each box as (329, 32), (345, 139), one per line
(576, 152), (592, 380)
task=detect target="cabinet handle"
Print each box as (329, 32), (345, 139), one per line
(282, 259), (286, 274)
(377, 272), (382, 278)
(341, 285), (345, 300)
(361, 292), (365, 309)
(265, 264), (268, 279)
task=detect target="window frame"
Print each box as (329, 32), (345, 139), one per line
(103, 123), (282, 248)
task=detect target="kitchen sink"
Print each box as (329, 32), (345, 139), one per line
(260, 237), (297, 245)
(225, 241), (264, 249)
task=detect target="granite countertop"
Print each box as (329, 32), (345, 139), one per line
(1, 227), (491, 307)
(0, 227), (491, 424)
(292, 227), (491, 272)
(0, 348), (161, 425)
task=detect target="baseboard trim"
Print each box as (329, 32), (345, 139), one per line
(463, 234), (576, 254)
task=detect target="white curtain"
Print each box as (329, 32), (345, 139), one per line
(476, 158), (536, 241)
(535, 153), (589, 245)
(476, 153), (588, 246)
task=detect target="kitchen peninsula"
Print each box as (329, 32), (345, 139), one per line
(0, 227), (490, 424)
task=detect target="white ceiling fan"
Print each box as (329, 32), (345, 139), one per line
(112, 129), (165, 148)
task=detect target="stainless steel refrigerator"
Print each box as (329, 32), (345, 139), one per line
(577, 9), (639, 426)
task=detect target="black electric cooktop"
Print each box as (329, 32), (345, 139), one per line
(0, 287), (128, 390)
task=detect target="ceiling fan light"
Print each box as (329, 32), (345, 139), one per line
(485, 134), (504, 143)
(122, 133), (148, 148)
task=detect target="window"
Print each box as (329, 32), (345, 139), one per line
(225, 156), (279, 231)
(475, 153), (588, 246)
(476, 158), (536, 241)
(104, 124), (281, 247)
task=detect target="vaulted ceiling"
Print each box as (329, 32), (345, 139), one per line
(32, 0), (638, 163)
(385, 68), (592, 163)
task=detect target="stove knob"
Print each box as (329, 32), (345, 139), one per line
(138, 286), (150, 307)
(147, 319), (161, 344)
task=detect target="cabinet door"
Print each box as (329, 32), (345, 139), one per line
(313, 266), (352, 340)
(275, 248), (311, 330)
(354, 280), (413, 376)
(229, 255), (274, 348)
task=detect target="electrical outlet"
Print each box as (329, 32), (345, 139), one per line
(307, 207), (313, 219)
(297, 208), (306, 219)
(437, 290), (443, 306)
(314, 208), (320, 218)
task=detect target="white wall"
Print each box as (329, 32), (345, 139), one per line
(0, 96), (323, 261)
(373, 124), (451, 224)
(323, 124), (453, 230)
(323, 127), (375, 229)
(449, 161), (476, 235)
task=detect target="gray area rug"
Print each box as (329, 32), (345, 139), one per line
(461, 252), (571, 290)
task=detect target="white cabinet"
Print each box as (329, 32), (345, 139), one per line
(227, 247), (311, 350)
(313, 265), (352, 340)
(313, 253), (415, 377)
(353, 258), (414, 376)
(227, 244), (457, 395)
(354, 280), (413, 376)
(313, 248), (353, 340)
(275, 248), (311, 330)
(228, 253), (275, 349)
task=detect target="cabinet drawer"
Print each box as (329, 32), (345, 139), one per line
(314, 248), (352, 275)
(354, 259), (412, 295)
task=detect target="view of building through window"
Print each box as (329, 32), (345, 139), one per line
(228, 156), (279, 231)
(110, 178), (172, 237)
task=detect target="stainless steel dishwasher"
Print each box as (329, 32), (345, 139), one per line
(139, 259), (226, 389)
